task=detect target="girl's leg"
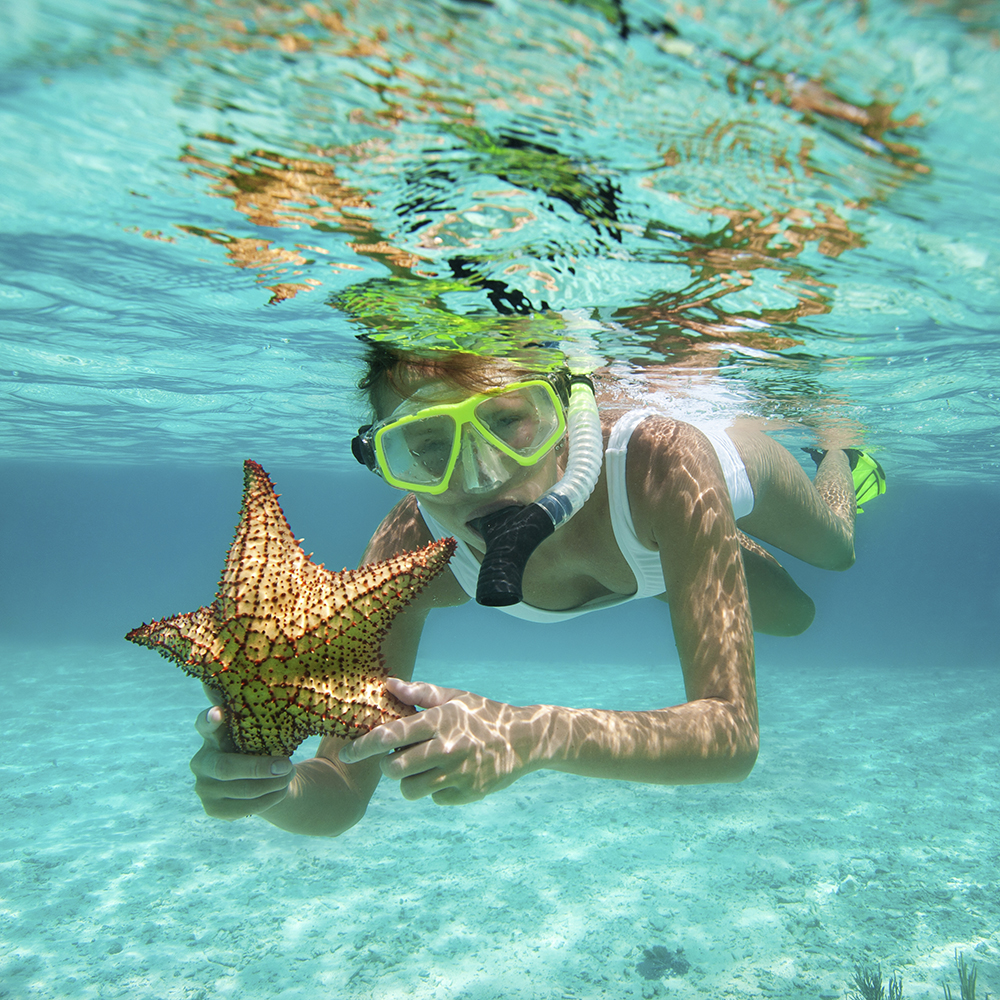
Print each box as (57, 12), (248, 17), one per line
(738, 531), (816, 635)
(727, 429), (857, 571)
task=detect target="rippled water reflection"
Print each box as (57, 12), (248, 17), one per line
(2, 0), (998, 479)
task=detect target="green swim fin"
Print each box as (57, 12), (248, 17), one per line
(802, 446), (887, 511)
(844, 449), (886, 511)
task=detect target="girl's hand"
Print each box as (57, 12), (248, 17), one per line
(189, 706), (295, 820)
(339, 679), (549, 805)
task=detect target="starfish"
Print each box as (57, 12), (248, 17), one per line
(126, 460), (455, 756)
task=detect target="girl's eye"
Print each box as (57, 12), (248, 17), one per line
(411, 439), (449, 458)
(406, 433), (453, 473)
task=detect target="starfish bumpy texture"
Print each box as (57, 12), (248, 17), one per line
(126, 460), (455, 756)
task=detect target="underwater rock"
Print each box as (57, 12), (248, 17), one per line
(636, 945), (691, 980)
(838, 875), (861, 895)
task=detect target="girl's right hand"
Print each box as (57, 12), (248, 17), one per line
(189, 707), (295, 820)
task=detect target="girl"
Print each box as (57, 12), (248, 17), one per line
(189, 347), (882, 836)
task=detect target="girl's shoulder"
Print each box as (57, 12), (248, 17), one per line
(598, 406), (707, 460)
(362, 493), (433, 562)
(611, 409), (731, 541)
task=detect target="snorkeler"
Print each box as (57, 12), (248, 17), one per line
(190, 347), (885, 835)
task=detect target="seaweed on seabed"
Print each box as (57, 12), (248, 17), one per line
(943, 950), (984, 1000)
(635, 945), (691, 981)
(848, 962), (904, 1000)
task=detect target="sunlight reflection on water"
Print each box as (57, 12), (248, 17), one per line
(1, 0), (998, 480)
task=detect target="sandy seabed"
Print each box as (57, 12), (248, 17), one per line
(1, 641), (996, 1000)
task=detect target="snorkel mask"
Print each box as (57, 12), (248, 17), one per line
(351, 376), (570, 496)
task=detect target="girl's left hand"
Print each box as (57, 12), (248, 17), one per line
(338, 678), (549, 805)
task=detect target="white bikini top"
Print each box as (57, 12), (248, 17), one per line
(417, 408), (754, 623)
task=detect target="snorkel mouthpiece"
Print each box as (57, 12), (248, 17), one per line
(471, 505), (555, 606)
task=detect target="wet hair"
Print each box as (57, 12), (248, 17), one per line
(357, 343), (543, 418)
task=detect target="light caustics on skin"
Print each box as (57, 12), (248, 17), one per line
(355, 414), (767, 801)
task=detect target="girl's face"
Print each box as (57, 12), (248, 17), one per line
(377, 374), (564, 553)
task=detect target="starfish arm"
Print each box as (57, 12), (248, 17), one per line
(210, 628), (419, 755)
(304, 539), (457, 648)
(216, 461), (309, 620)
(216, 462), (454, 640)
(125, 606), (223, 682)
(222, 657), (416, 756)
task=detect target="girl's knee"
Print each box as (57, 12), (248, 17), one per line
(818, 541), (856, 572)
(757, 590), (816, 636)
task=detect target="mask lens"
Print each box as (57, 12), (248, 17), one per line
(378, 414), (458, 487)
(474, 384), (561, 456)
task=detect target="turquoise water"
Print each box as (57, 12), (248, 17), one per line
(2, 0), (999, 998)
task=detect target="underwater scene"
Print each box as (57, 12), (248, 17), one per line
(1, 0), (998, 998)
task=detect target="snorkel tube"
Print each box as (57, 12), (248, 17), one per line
(472, 369), (603, 607)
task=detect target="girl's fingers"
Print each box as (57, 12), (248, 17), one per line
(195, 706), (225, 741)
(385, 677), (462, 709)
(338, 714), (436, 764)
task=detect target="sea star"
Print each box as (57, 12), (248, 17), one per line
(126, 460), (455, 756)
